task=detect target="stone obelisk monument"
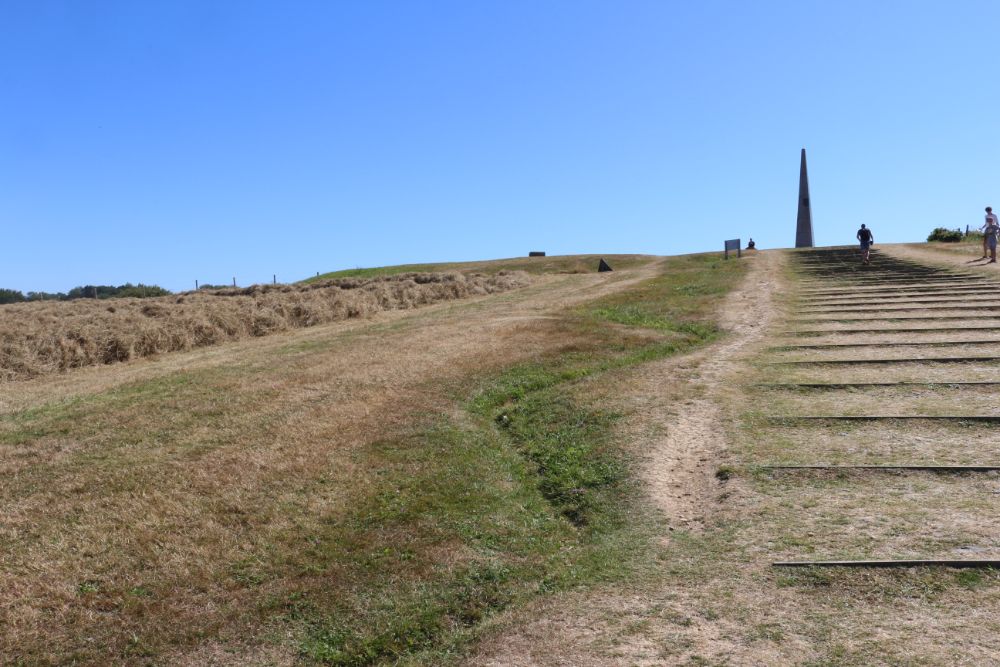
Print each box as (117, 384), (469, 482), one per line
(795, 148), (814, 248)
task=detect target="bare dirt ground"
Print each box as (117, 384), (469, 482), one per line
(883, 242), (1000, 273)
(634, 250), (783, 529)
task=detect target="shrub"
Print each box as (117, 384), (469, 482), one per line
(927, 227), (963, 242)
(115, 283), (172, 298)
(0, 288), (26, 304)
(66, 283), (172, 299)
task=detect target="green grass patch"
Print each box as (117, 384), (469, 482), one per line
(290, 423), (568, 665)
(287, 253), (748, 664)
(303, 254), (656, 282)
(306, 263), (455, 280)
(585, 253), (742, 337)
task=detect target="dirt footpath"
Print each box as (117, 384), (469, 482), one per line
(639, 250), (782, 528)
(467, 251), (789, 666)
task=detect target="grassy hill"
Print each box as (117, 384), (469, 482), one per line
(0, 252), (747, 664)
(11, 244), (1000, 664)
(303, 254), (656, 281)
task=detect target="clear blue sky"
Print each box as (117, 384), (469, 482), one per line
(3, 1), (998, 292)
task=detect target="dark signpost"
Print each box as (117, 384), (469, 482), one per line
(724, 238), (741, 259)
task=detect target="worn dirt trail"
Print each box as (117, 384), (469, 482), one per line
(639, 250), (784, 528)
(468, 251), (790, 666)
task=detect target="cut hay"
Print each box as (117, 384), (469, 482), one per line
(0, 271), (530, 381)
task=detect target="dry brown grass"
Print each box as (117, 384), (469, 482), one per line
(0, 272), (528, 381)
(0, 257), (672, 664)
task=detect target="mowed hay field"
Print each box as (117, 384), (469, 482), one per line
(0, 272), (528, 381)
(0, 252), (746, 664)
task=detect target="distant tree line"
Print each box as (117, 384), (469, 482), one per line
(0, 288), (26, 304)
(0, 283), (172, 304)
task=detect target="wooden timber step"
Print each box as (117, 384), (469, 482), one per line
(800, 298), (999, 307)
(800, 286), (990, 295)
(799, 274), (981, 281)
(802, 278), (991, 286)
(797, 265), (971, 273)
(800, 281), (992, 291)
(795, 316), (1000, 323)
(801, 304), (1000, 314)
(764, 416), (1000, 422)
(783, 326), (1000, 336)
(801, 287), (1000, 299)
(800, 288), (994, 298)
(761, 464), (1000, 472)
(773, 560), (1000, 569)
(799, 278), (977, 285)
(799, 281), (998, 296)
(771, 340), (1000, 350)
(769, 356), (1000, 364)
(800, 297), (1000, 307)
(798, 268), (976, 274)
(797, 270), (956, 276)
(752, 381), (1000, 389)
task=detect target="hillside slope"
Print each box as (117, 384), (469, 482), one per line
(0, 272), (528, 382)
(0, 252), (749, 664)
(471, 246), (1000, 666)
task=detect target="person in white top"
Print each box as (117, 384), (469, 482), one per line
(981, 206), (999, 259)
(985, 212), (1000, 264)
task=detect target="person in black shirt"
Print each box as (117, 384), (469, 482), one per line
(857, 225), (874, 264)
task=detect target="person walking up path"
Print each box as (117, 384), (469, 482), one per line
(984, 213), (1000, 263)
(857, 224), (874, 264)
(982, 207), (999, 259)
